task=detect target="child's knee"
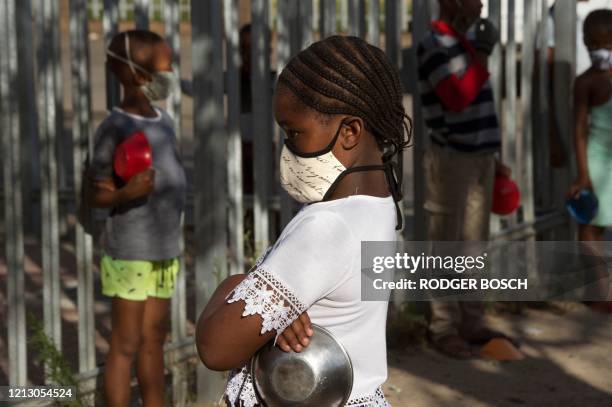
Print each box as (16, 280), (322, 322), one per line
(113, 333), (143, 358)
(142, 322), (168, 346)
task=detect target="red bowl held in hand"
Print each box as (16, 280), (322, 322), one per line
(113, 131), (152, 182)
(492, 174), (520, 215)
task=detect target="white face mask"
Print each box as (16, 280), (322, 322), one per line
(279, 145), (346, 203)
(107, 34), (178, 101)
(278, 119), (405, 230)
(279, 122), (347, 203)
(589, 48), (612, 71)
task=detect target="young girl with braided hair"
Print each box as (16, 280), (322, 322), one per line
(196, 35), (410, 406)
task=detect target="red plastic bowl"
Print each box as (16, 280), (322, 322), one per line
(492, 174), (520, 215)
(113, 131), (152, 182)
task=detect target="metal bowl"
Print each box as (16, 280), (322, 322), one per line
(250, 325), (353, 407)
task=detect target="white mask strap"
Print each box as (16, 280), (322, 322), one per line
(106, 33), (150, 76)
(124, 33), (137, 74)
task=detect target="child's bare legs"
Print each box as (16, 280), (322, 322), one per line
(137, 297), (170, 407)
(578, 223), (605, 242)
(105, 298), (146, 406)
(104, 297), (170, 406)
(579, 224), (610, 304)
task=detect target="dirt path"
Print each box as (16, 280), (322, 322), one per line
(383, 306), (612, 406)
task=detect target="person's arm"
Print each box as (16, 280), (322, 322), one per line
(195, 274), (277, 371)
(85, 169), (155, 209)
(195, 212), (352, 371)
(85, 122), (155, 209)
(419, 44), (490, 113)
(196, 273), (314, 371)
(568, 75), (592, 198)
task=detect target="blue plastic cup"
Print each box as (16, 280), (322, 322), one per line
(566, 189), (599, 225)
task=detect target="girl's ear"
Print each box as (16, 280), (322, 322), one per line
(339, 117), (363, 151)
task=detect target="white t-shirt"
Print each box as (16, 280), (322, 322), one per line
(225, 195), (397, 406)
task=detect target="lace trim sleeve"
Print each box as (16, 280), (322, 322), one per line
(227, 266), (307, 335)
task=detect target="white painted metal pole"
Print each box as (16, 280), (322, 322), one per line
(1, 0), (27, 386)
(69, 0), (96, 381)
(224, 0), (245, 277)
(192, 0), (228, 401)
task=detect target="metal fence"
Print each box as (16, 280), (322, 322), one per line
(90, 0), (192, 21)
(0, 0), (577, 405)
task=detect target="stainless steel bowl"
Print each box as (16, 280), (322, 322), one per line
(250, 325), (353, 407)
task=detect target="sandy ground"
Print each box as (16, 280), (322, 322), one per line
(384, 306), (612, 406)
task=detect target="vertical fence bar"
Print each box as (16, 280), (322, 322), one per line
(385, 0), (404, 239)
(319, 0), (335, 39)
(503, 0), (517, 228)
(288, 0), (301, 53)
(104, 0), (120, 111)
(488, 0), (502, 120)
(38, 0), (63, 357)
(224, 0), (245, 276)
(119, 0), (128, 20)
(520, 0), (538, 277)
(552, 0), (575, 220)
(520, 0), (536, 227)
(487, 0), (502, 234)
(277, 0), (299, 230)
(536, 0), (552, 211)
(411, 0), (433, 242)
(70, 0), (97, 385)
(92, 0), (102, 19)
(385, 0), (401, 69)
(134, 0), (149, 29)
(165, 11), (188, 406)
(51, 0), (67, 235)
(166, 1), (188, 401)
(17, 0), (41, 235)
(299, 0), (314, 49)
(192, 0), (228, 401)
(348, 0), (365, 38)
(252, 0), (272, 255)
(400, 0), (408, 32)
(367, 0), (380, 46)
(339, 0), (348, 32)
(1, 0), (27, 387)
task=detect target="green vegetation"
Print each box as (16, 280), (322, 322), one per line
(27, 313), (86, 407)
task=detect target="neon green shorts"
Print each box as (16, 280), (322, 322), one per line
(101, 255), (180, 301)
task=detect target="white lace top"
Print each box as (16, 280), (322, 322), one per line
(224, 195), (397, 406)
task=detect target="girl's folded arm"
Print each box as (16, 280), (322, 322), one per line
(195, 274), (276, 371)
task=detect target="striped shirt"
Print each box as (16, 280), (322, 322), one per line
(417, 20), (501, 153)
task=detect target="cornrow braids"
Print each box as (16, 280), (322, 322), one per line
(278, 35), (412, 161)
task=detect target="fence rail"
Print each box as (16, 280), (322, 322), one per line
(0, 0), (577, 405)
(90, 0), (191, 21)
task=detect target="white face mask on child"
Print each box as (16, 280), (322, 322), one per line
(279, 122), (347, 203)
(279, 145), (346, 203)
(589, 49), (612, 71)
(107, 34), (178, 101)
